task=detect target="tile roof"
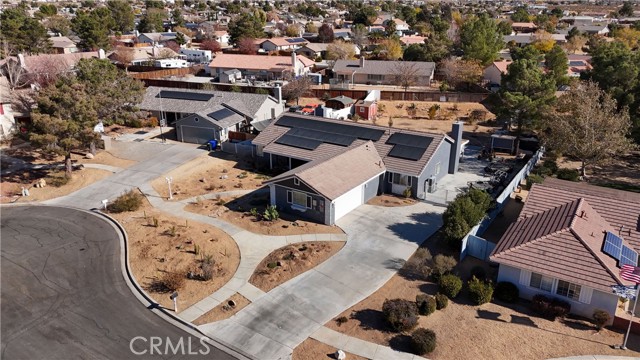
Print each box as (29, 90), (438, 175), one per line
(511, 22), (538, 28)
(490, 197), (635, 292)
(400, 36), (427, 45)
(208, 54), (314, 72)
(265, 141), (385, 200)
(138, 86), (277, 119)
(253, 113), (446, 177)
(260, 37), (308, 47)
(332, 59), (435, 76)
(491, 60), (512, 74)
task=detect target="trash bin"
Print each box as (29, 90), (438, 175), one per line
(207, 140), (218, 151)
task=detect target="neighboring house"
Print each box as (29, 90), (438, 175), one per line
(252, 114), (466, 225)
(8, 50), (105, 87)
(490, 178), (640, 323)
(137, 87), (285, 143)
(483, 60), (512, 87)
(137, 32), (192, 47)
(511, 22), (538, 33)
(108, 47), (181, 66)
(400, 35), (427, 46)
(325, 95), (354, 110)
(179, 48), (212, 64)
(153, 58), (188, 68)
(258, 37), (308, 52)
(332, 58), (435, 86)
(208, 53), (314, 81)
(213, 31), (230, 46)
(49, 36), (78, 54)
(393, 18), (410, 32)
(368, 25), (386, 33)
(318, 95), (355, 120)
(296, 43), (361, 59)
(567, 59), (592, 77)
(219, 69), (242, 83)
(334, 29), (352, 41)
(575, 24), (610, 36)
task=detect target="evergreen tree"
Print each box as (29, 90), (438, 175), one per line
(0, 6), (51, 55)
(459, 14), (504, 66)
(107, 0), (135, 33)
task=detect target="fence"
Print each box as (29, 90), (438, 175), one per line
(309, 88), (488, 103)
(220, 141), (255, 159)
(129, 66), (203, 80)
(459, 148), (544, 261)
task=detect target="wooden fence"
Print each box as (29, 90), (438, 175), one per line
(129, 66), (203, 80)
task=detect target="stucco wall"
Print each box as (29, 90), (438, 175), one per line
(417, 140), (452, 199)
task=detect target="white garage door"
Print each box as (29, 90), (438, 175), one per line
(179, 125), (215, 144)
(333, 184), (364, 222)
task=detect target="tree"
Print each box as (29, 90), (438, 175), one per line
(376, 39), (403, 60)
(352, 6), (377, 26)
(403, 34), (451, 62)
(614, 27), (640, 50)
(171, 8), (185, 27)
(545, 45), (569, 86)
(565, 34), (587, 54)
(511, 7), (531, 22)
(37, 4), (58, 18)
(459, 14), (504, 66)
(497, 20), (513, 35)
(351, 24), (369, 47)
(282, 77), (311, 105)
(440, 58), (483, 90)
(543, 81), (634, 177)
(499, 58), (556, 153)
(112, 46), (135, 72)
(1, 57), (30, 90)
(325, 41), (355, 66)
(511, 44), (542, 61)
(318, 24), (335, 43)
(385, 19), (397, 37)
(138, 8), (166, 33)
(392, 62), (422, 92)
(200, 39), (222, 52)
(72, 9), (113, 50)
(619, 1), (636, 17)
(228, 11), (266, 44)
(0, 6), (51, 55)
(107, 0), (135, 33)
(532, 30), (555, 53)
(285, 24), (300, 38)
(237, 37), (258, 54)
(442, 188), (492, 245)
(304, 22), (317, 33)
(45, 15), (72, 36)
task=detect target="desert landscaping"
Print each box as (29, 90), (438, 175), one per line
(192, 293), (250, 325)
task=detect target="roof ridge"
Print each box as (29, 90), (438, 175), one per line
(297, 141), (378, 177)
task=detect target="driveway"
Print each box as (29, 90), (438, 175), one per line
(1, 206), (240, 360)
(198, 202), (445, 359)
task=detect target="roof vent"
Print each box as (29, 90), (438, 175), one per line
(580, 210), (585, 218)
(619, 225), (625, 236)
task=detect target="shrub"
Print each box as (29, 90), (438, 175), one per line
(402, 186), (412, 198)
(382, 298), (419, 332)
(467, 276), (494, 305)
(432, 255), (457, 279)
(200, 262), (214, 281)
(108, 189), (143, 213)
(335, 316), (348, 326)
(556, 168), (580, 181)
(150, 271), (185, 293)
(470, 265), (486, 281)
(442, 188), (493, 246)
(531, 295), (571, 320)
(469, 109), (487, 123)
(262, 205), (279, 221)
(592, 309), (611, 330)
(435, 293), (448, 310)
(531, 294), (551, 315)
(542, 159), (558, 173)
(439, 274), (463, 299)
(526, 174), (544, 189)
(416, 294), (437, 316)
(494, 282), (519, 303)
(410, 328), (437, 355)
(47, 173), (70, 187)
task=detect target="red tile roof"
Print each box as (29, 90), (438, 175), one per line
(208, 54), (313, 72)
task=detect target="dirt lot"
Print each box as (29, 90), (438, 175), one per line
(185, 191), (344, 236)
(293, 338), (368, 360)
(192, 293), (250, 325)
(325, 270), (640, 360)
(249, 241), (345, 293)
(110, 197), (240, 311)
(367, 194), (417, 207)
(151, 152), (267, 200)
(557, 151), (640, 193)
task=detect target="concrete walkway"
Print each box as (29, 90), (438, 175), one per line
(82, 163), (124, 173)
(197, 202), (445, 360)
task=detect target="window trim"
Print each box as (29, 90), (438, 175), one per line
(389, 172), (412, 187)
(293, 178), (300, 186)
(556, 279), (581, 301)
(287, 189), (312, 209)
(529, 272), (554, 293)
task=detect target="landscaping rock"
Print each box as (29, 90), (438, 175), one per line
(219, 175), (228, 180)
(85, 153), (94, 159)
(334, 350), (346, 360)
(35, 178), (47, 188)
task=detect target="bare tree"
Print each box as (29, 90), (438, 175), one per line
(238, 37), (258, 55)
(392, 62), (422, 94)
(112, 46), (135, 72)
(27, 55), (70, 88)
(542, 81), (635, 178)
(440, 58), (483, 90)
(325, 41), (355, 68)
(1, 58), (30, 90)
(282, 77), (312, 105)
(154, 48), (177, 60)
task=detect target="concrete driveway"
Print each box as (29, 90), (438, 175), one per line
(198, 202), (445, 359)
(1, 206), (240, 360)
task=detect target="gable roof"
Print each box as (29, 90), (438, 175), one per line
(253, 113), (446, 177)
(177, 106), (245, 130)
(208, 54), (314, 72)
(490, 197), (636, 292)
(332, 59), (435, 76)
(49, 36), (76, 48)
(489, 60), (512, 74)
(138, 86), (277, 119)
(260, 37), (308, 47)
(17, 51), (100, 73)
(265, 141), (385, 200)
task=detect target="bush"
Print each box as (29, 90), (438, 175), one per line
(556, 168), (580, 181)
(432, 255), (457, 279)
(416, 294), (437, 316)
(150, 271), (185, 293)
(494, 282), (519, 303)
(442, 188), (493, 245)
(526, 174), (544, 189)
(592, 309), (611, 330)
(531, 295), (571, 320)
(262, 205), (279, 221)
(47, 173), (70, 187)
(382, 298), (419, 332)
(467, 276), (494, 305)
(402, 186), (412, 198)
(542, 159), (558, 173)
(439, 274), (463, 299)
(470, 265), (486, 281)
(335, 316), (348, 326)
(435, 293), (448, 310)
(410, 328), (437, 355)
(531, 294), (551, 315)
(108, 189), (143, 213)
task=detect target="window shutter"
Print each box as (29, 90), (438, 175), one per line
(287, 191), (292, 203)
(519, 269), (531, 286)
(578, 287), (593, 304)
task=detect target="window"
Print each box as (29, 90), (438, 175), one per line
(388, 173), (412, 186)
(194, 117), (199, 122)
(367, 74), (384, 81)
(556, 280), (581, 301)
(530, 272), (553, 292)
(359, 106), (365, 112)
(287, 190), (311, 208)
(293, 178), (300, 186)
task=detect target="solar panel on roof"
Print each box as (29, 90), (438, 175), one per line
(287, 128), (355, 147)
(158, 90), (214, 102)
(386, 133), (433, 149)
(620, 246), (638, 267)
(207, 107), (237, 121)
(387, 144), (426, 161)
(276, 116), (385, 141)
(569, 61), (585, 67)
(603, 231), (623, 260)
(285, 38), (306, 43)
(275, 134), (321, 150)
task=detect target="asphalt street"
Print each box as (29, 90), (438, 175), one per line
(1, 206), (239, 360)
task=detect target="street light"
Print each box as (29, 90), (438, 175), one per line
(165, 177), (173, 200)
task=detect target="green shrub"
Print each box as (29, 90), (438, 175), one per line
(494, 282), (519, 303)
(592, 309), (610, 330)
(526, 174), (544, 189)
(442, 188), (493, 245)
(262, 205), (279, 221)
(108, 189), (143, 213)
(382, 298), (419, 332)
(335, 316), (348, 326)
(267, 262), (277, 269)
(402, 186), (412, 198)
(416, 294), (437, 316)
(410, 328), (437, 355)
(556, 168), (580, 181)
(432, 254), (457, 279)
(542, 159), (558, 173)
(470, 265), (486, 281)
(439, 274), (463, 299)
(435, 293), (448, 310)
(467, 276), (493, 305)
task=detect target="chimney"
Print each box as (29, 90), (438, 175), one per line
(359, 56), (365, 68)
(291, 52), (297, 74)
(274, 85), (282, 104)
(98, 49), (106, 59)
(448, 121), (464, 174)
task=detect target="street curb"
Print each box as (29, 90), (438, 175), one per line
(92, 209), (255, 360)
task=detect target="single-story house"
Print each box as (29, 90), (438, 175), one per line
(258, 37), (308, 52)
(490, 178), (640, 323)
(400, 35), (427, 46)
(483, 60), (512, 87)
(511, 22), (538, 33)
(49, 36), (78, 54)
(137, 32), (191, 47)
(138, 87), (285, 143)
(575, 24), (610, 36)
(332, 58), (435, 86)
(179, 49), (212, 64)
(208, 53), (314, 81)
(108, 46), (181, 67)
(252, 114), (466, 223)
(296, 43), (361, 60)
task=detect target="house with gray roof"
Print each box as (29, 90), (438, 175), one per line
(253, 114), (465, 224)
(138, 87), (284, 143)
(332, 58), (435, 87)
(490, 178), (640, 323)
